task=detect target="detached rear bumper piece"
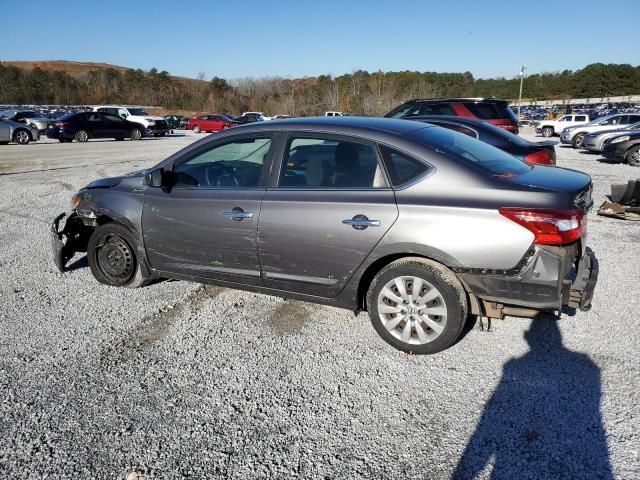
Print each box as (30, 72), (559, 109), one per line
(51, 212), (92, 272)
(567, 247), (598, 311)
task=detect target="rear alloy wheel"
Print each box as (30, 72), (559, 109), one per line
(87, 223), (151, 288)
(626, 145), (640, 167)
(572, 133), (585, 149)
(14, 129), (31, 145)
(367, 257), (467, 354)
(130, 128), (143, 141)
(193, 125), (201, 133)
(541, 127), (553, 137)
(74, 130), (89, 143)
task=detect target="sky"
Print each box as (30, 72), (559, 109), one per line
(1, 0), (638, 81)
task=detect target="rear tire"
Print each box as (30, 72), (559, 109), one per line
(87, 223), (151, 288)
(74, 130), (89, 143)
(572, 132), (585, 149)
(193, 125), (201, 133)
(14, 129), (31, 145)
(542, 127), (553, 137)
(626, 145), (640, 167)
(366, 257), (467, 354)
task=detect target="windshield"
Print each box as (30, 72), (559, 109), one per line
(409, 126), (532, 176)
(127, 108), (149, 116)
(591, 115), (616, 125)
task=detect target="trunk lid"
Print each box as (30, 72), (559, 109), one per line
(504, 165), (593, 210)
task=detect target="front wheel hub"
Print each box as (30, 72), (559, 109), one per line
(97, 235), (134, 283)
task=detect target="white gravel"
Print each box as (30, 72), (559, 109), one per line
(0, 129), (637, 479)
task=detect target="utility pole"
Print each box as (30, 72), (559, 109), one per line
(517, 65), (527, 122)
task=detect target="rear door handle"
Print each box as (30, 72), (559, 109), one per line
(342, 214), (380, 230)
(223, 209), (253, 221)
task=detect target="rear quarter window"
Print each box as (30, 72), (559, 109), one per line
(379, 145), (431, 186)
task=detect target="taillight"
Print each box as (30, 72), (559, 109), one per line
(499, 208), (584, 245)
(524, 149), (554, 165)
(54, 121), (69, 126)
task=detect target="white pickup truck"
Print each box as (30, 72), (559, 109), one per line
(534, 114), (590, 137)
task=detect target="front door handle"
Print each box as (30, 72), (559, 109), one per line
(223, 208), (253, 221)
(342, 214), (380, 230)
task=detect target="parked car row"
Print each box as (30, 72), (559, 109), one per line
(515, 101), (640, 122)
(559, 113), (640, 148)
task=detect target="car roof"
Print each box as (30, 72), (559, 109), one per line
(235, 116), (433, 136)
(401, 97), (510, 104)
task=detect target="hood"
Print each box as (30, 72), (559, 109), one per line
(84, 169), (147, 189)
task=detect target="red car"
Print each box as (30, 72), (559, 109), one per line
(385, 98), (519, 134)
(187, 114), (238, 133)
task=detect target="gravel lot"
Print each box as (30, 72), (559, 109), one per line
(0, 129), (638, 479)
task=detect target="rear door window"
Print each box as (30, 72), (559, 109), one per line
(278, 136), (386, 188)
(574, 115), (587, 122)
(379, 145), (431, 187)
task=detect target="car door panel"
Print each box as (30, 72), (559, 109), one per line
(142, 188), (264, 283)
(258, 190), (398, 296)
(257, 134), (399, 297)
(0, 121), (9, 141)
(141, 134), (275, 284)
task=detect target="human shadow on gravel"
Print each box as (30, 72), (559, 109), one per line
(452, 319), (613, 480)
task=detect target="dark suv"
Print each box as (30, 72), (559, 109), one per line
(385, 98), (519, 133)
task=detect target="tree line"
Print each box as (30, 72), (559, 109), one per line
(1, 62), (638, 116)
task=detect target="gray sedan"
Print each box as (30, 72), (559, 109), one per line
(51, 117), (597, 354)
(0, 109), (50, 133)
(0, 117), (39, 145)
(583, 122), (640, 152)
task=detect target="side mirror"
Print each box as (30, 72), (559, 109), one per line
(145, 168), (165, 187)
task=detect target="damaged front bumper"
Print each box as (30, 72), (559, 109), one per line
(51, 212), (92, 272)
(460, 244), (598, 316)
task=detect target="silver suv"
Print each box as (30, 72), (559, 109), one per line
(51, 117), (597, 354)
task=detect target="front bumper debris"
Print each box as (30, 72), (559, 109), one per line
(51, 212), (91, 272)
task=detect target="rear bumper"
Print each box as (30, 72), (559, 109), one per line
(460, 244), (597, 314)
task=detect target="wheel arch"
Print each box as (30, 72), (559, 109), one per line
(355, 251), (477, 313)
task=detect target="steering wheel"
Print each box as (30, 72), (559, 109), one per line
(205, 162), (240, 187)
